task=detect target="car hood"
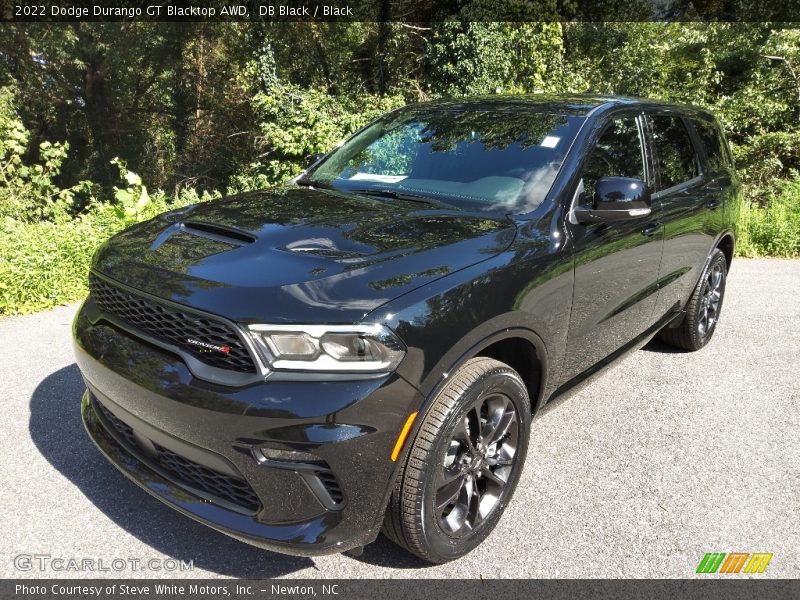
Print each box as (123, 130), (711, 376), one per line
(92, 186), (516, 323)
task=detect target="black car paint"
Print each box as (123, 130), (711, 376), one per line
(91, 187), (515, 324)
(74, 95), (739, 556)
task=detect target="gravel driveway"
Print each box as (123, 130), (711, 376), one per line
(1, 258), (797, 579)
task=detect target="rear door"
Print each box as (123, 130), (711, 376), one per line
(689, 117), (737, 246)
(646, 113), (716, 319)
(561, 112), (663, 382)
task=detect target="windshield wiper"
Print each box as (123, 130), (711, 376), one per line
(349, 188), (453, 209)
(295, 178), (332, 189)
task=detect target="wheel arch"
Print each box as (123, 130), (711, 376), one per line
(420, 327), (548, 420)
(375, 326), (551, 541)
(715, 231), (735, 271)
(475, 336), (544, 415)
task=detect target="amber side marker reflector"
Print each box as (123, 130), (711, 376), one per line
(390, 411), (419, 462)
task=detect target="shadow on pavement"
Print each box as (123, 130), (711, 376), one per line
(29, 364), (314, 577)
(641, 337), (688, 354)
(350, 534), (435, 569)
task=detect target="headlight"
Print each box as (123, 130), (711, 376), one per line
(247, 323), (405, 373)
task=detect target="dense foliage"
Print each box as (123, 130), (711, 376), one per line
(1, 21), (799, 314)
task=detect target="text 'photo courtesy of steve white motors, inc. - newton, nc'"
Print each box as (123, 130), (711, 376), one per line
(21, 3), (354, 18)
(14, 582), (340, 597)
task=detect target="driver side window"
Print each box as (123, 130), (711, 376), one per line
(581, 117), (645, 202)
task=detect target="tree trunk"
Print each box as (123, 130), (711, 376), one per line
(377, 0), (391, 96)
(77, 26), (115, 188)
(172, 24), (190, 192)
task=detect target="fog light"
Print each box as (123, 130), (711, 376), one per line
(259, 446), (320, 463)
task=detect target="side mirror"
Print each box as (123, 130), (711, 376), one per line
(574, 176), (652, 224)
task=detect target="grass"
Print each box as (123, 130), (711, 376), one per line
(737, 179), (800, 258)
(0, 191), (207, 315)
(0, 216), (106, 315)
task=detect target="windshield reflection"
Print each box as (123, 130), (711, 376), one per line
(305, 107), (585, 213)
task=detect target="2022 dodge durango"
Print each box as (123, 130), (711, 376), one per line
(74, 95), (739, 562)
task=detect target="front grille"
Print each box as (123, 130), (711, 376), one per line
(93, 398), (261, 513)
(89, 273), (256, 373)
(155, 444), (261, 512)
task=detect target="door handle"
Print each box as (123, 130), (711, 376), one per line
(641, 222), (663, 237)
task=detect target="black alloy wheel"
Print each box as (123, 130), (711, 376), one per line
(660, 248), (728, 351)
(697, 261), (724, 338)
(383, 357), (531, 563)
(436, 391), (519, 536)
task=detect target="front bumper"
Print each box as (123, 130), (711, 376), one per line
(74, 299), (424, 556)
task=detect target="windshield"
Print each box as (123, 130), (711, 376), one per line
(301, 106), (585, 212)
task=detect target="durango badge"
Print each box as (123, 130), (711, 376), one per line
(186, 338), (230, 354)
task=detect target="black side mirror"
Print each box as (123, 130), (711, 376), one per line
(574, 176), (652, 224)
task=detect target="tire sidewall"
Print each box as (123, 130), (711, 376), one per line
(691, 250), (727, 349)
(417, 367), (531, 562)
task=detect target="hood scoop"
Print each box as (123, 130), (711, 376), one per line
(180, 221), (256, 246)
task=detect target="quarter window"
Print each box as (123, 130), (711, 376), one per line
(650, 116), (699, 190)
(693, 119), (729, 172)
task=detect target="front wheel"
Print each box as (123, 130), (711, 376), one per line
(382, 357), (531, 563)
(659, 248), (727, 351)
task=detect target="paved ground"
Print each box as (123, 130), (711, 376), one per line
(1, 259), (797, 579)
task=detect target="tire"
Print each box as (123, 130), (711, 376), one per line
(382, 357), (531, 563)
(659, 248), (727, 351)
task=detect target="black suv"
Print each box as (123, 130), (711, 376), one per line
(74, 95), (739, 563)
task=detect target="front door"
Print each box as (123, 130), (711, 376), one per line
(561, 113), (664, 381)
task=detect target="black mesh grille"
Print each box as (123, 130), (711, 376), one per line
(95, 401), (138, 448)
(316, 470), (344, 504)
(155, 444), (261, 512)
(93, 398), (261, 513)
(89, 273), (256, 373)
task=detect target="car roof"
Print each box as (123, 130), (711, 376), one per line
(407, 94), (713, 120)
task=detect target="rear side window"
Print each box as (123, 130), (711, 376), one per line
(650, 116), (699, 190)
(693, 119), (729, 172)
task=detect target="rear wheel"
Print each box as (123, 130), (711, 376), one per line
(382, 357), (531, 563)
(659, 248), (727, 351)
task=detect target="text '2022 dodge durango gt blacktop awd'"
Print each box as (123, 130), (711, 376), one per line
(74, 95), (739, 563)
